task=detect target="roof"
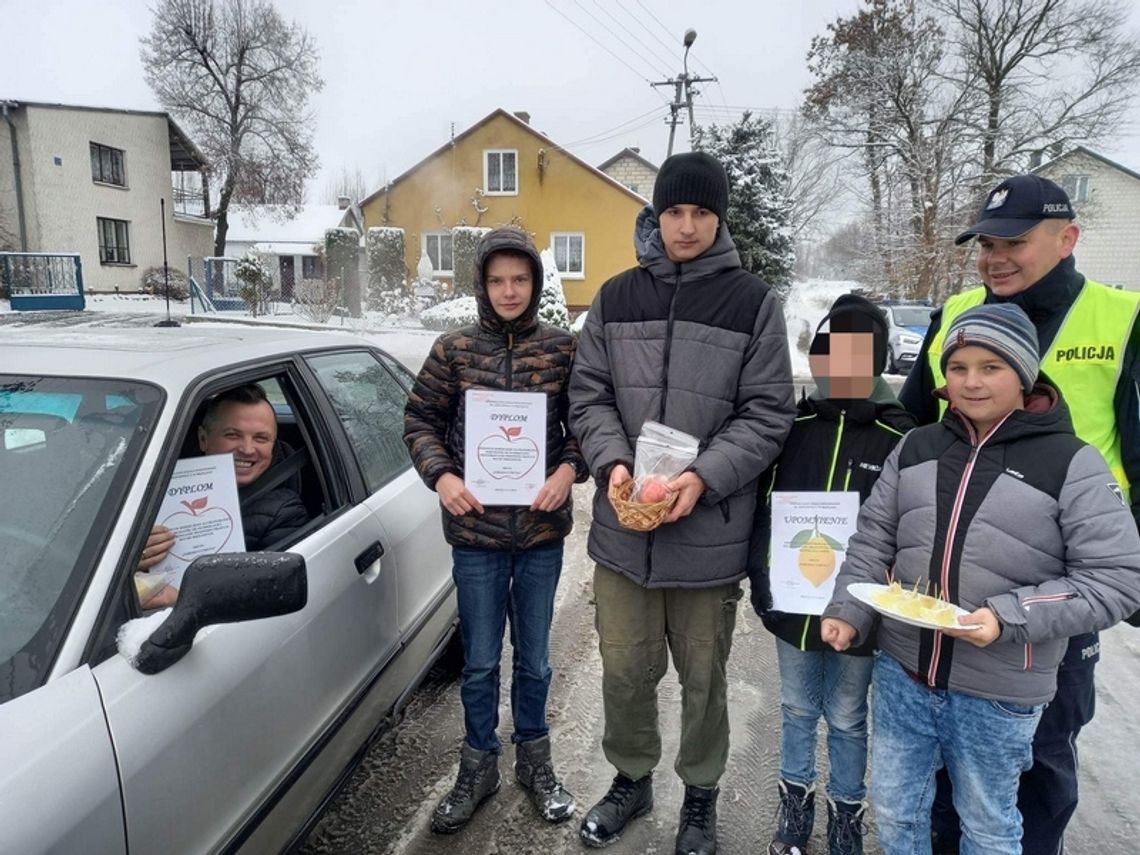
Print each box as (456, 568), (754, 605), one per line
(5, 99), (207, 171)
(1033, 145), (1140, 185)
(360, 108), (649, 207)
(2, 326), (377, 389)
(597, 147), (659, 174)
(224, 205), (359, 245)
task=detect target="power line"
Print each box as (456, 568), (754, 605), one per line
(561, 106), (671, 147)
(606, 1), (684, 68)
(569, 0), (674, 79)
(544, 0), (670, 99)
(593, 0), (681, 75)
(627, 0), (684, 62)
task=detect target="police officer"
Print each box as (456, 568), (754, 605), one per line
(900, 173), (1140, 855)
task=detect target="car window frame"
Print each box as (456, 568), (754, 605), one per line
(81, 355), (358, 668)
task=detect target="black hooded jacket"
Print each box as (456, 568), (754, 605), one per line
(748, 393), (917, 654)
(403, 228), (587, 551)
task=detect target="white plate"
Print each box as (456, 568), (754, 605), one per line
(846, 582), (981, 631)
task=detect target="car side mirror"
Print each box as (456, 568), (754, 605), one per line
(134, 552), (307, 675)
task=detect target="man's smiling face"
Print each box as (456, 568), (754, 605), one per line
(198, 399), (277, 487)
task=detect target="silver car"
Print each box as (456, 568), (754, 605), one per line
(0, 326), (456, 854)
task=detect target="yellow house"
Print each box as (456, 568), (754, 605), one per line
(359, 109), (648, 310)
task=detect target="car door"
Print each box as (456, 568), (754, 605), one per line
(0, 667), (125, 855)
(304, 349), (452, 639)
(90, 366), (401, 854)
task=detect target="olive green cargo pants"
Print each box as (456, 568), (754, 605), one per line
(593, 563), (742, 788)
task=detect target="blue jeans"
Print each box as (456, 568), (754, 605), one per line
(452, 542), (563, 753)
(872, 654), (1043, 855)
(775, 637), (873, 802)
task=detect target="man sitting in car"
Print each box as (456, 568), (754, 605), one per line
(136, 384), (309, 607)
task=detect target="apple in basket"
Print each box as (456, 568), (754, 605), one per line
(638, 478), (672, 504)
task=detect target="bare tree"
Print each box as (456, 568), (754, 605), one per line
(141, 0), (324, 256)
(321, 165), (371, 206)
(936, 0), (1140, 188)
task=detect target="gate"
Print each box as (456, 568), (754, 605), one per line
(203, 256), (246, 311)
(0, 252), (86, 311)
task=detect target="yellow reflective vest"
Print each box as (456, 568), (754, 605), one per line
(928, 280), (1140, 499)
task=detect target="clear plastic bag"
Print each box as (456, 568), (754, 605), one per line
(633, 421), (700, 502)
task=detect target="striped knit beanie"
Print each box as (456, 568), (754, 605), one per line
(941, 303), (1039, 394)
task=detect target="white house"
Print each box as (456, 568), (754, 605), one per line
(223, 201), (362, 299)
(0, 100), (213, 292)
(1034, 145), (1140, 291)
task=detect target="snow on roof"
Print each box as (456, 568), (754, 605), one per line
(225, 205), (356, 244)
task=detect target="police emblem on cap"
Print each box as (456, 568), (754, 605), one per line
(986, 188), (1009, 210)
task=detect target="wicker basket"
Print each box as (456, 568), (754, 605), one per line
(610, 479), (678, 531)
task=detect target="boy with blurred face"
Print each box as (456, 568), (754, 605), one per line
(752, 294), (915, 855)
(900, 174), (1140, 854)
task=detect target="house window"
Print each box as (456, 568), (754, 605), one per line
(423, 232), (454, 274)
(1060, 174), (1089, 204)
(484, 150), (518, 195)
(97, 217), (131, 264)
(302, 256), (323, 280)
(551, 233), (585, 279)
(90, 143), (126, 187)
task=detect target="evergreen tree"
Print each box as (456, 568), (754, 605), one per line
(538, 248), (570, 330)
(694, 112), (796, 297)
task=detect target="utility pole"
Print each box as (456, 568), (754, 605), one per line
(650, 29), (717, 157)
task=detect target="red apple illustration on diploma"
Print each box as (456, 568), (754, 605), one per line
(476, 425), (540, 480)
(162, 496), (237, 562)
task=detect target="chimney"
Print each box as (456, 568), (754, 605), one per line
(337, 195), (351, 210)
(514, 111), (531, 125)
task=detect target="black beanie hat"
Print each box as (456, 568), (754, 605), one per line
(813, 294), (889, 376)
(652, 152), (729, 221)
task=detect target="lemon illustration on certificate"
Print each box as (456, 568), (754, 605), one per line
(464, 389), (546, 506)
(769, 491), (859, 614)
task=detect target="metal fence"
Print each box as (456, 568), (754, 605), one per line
(0, 252), (86, 311)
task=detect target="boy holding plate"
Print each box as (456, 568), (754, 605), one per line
(404, 226), (589, 834)
(822, 303), (1140, 854)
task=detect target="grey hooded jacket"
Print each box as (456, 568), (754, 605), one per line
(568, 207), (795, 588)
(825, 385), (1140, 704)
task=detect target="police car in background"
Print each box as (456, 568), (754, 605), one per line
(881, 302), (934, 374)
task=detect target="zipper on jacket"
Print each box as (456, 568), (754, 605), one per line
(925, 410), (1014, 686)
(799, 615), (812, 651)
(843, 459), (854, 491)
(647, 265), (684, 584)
(825, 410), (847, 491)
(507, 330), (518, 552)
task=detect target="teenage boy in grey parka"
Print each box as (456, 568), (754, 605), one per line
(569, 152), (795, 855)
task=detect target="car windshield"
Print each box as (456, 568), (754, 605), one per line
(0, 375), (162, 704)
(891, 307), (932, 327)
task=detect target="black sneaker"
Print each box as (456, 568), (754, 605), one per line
(675, 784), (718, 855)
(579, 773), (654, 848)
(826, 797), (867, 855)
(768, 779), (815, 855)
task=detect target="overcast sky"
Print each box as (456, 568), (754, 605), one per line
(4, 0), (1140, 219)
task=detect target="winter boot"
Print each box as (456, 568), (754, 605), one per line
(826, 797), (868, 855)
(514, 735), (576, 822)
(430, 742), (501, 834)
(768, 780), (816, 855)
(675, 784), (719, 855)
(579, 772), (654, 848)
